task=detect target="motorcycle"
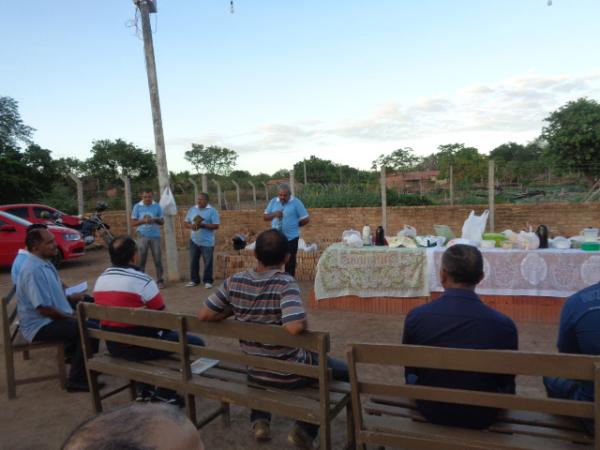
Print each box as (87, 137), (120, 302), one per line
(81, 202), (114, 246)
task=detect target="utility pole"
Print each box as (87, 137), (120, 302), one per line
(133, 0), (179, 281)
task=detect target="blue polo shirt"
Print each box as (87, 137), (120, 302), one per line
(556, 282), (600, 402)
(185, 204), (220, 247)
(11, 249), (29, 284)
(16, 254), (74, 342)
(264, 196), (309, 241)
(402, 288), (518, 429)
(132, 201), (163, 238)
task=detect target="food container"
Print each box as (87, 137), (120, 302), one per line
(480, 240), (496, 249)
(581, 242), (600, 251)
(551, 237), (571, 250)
(583, 227), (599, 242)
(482, 232), (506, 247)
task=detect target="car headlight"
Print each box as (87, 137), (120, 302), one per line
(63, 233), (82, 241)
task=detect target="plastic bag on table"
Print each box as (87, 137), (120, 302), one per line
(159, 187), (177, 216)
(461, 210), (489, 245)
(342, 230), (363, 248)
(398, 225), (417, 238)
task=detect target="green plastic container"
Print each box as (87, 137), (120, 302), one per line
(581, 242), (600, 251)
(482, 233), (507, 247)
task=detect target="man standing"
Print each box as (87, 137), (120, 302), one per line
(543, 279), (600, 434)
(184, 193), (220, 288)
(131, 188), (164, 288)
(402, 244), (518, 429)
(197, 229), (347, 448)
(264, 183), (309, 277)
(16, 228), (98, 392)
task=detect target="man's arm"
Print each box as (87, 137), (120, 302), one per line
(197, 303), (232, 321)
(299, 217), (310, 227)
(283, 319), (306, 336)
(36, 305), (74, 320)
(264, 211), (282, 221)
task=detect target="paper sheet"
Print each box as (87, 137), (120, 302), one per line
(190, 357), (219, 375)
(64, 281), (88, 297)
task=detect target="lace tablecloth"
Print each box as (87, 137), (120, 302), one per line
(427, 248), (600, 297)
(314, 244), (429, 300)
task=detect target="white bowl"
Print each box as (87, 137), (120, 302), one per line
(480, 239), (496, 249)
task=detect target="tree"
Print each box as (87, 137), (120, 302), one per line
(0, 96), (34, 148)
(184, 144), (238, 176)
(490, 141), (544, 184)
(542, 97), (600, 181)
(292, 155), (374, 185)
(371, 147), (421, 171)
(436, 143), (488, 185)
(85, 139), (157, 181)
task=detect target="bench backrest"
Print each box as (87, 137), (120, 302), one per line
(347, 343), (600, 432)
(1, 286), (20, 348)
(78, 303), (332, 411)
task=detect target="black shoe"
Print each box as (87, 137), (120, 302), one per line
(66, 380), (105, 393)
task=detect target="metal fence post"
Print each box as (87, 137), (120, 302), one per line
(211, 179), (222, 209)
(248, 181), (257, 210)
(380, 166), (387, 231)
(231, 180), (240, 210)
(188, 178), (198, 202)
(68, 174), (85, 218)
(488, 160), (495, 233)
(119, 175), (132, 235)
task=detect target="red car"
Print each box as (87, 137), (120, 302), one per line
(0, 211), (85, 267)
(0, 203), (82, 228)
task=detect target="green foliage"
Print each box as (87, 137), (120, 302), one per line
(39, 184), (78, 214)
(490, 141), (544, 185)
(0, 96), (34, 148)
(292, 155), (375, 184)
(371, 147), (421, 171)
(542, 97), (600, 180)
(0, 144), (41, 203)
(298, 184), (432, 208)
(86, 139), (156, 181)
(436, 143), (488, 186)
(184, 144), (238, 176)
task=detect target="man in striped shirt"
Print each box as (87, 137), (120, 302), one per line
(198, 229), (347, 449)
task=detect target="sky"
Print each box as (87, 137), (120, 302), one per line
(2, 0), (600, 175)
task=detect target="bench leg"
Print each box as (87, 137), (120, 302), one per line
(129, 381), (137, 401)
(320, 421), (332, 450)
(345, 402), (357, 450)
(5, 349), (16, 399)
(56, 344), (67, 390)
(23, 350), (30, 361)
(88, 371), (103, 413)
(220, 402), (230, 428)
(185, 394), (197, 426)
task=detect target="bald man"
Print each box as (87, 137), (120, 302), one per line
(61, 403), (204, 450)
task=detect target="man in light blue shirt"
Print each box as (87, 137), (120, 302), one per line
(184, 193), (220, 288)
(17, 228), (99, 392)
(11, 223), (50, 284)
(131, 188), (164, 288)
(264, 183), (310, 277)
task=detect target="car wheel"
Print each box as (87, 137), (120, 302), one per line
(51, 250), (63, 268)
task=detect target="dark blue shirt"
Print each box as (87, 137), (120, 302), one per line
(402, 288), (518, 429)
(556, 282), (600, 402)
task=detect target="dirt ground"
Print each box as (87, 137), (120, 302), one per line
(0, 248), (558, 450)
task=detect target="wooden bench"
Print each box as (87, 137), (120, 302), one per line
(1, 286), (66, 399)
(77, 302), (354, 450)
(347, 343), (600, 450)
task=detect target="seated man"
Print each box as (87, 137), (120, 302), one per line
(61, 403), (204, 450)
(402, 244), (518, 429)
(11, 223), (53, 284)
(93, 236), (204, 402)
(197, 229), (348, 449)
(16, 228), (99, 392)
(543, 278), (600, 435)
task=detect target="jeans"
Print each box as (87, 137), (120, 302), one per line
(285, 237), (299, 277)
(137, 236), (163, 283)
(189, 241), (214, 284)
(33, 318), (99, 383)
(250, 353), (349, 440)
(104, 326), (205, 361)
(544, 376), (594, 435)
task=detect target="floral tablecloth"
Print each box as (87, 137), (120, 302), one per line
(427, 248), (600, 297)
(314, 244), (429, 300)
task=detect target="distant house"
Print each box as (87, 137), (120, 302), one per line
(386, 170), (440, 192)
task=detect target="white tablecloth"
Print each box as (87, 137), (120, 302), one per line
(427, 248), (600, 297)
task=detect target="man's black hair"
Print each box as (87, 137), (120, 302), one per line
(142, 188), (153, 194)
(441, 244), (484, 286)
(255, 229), (288, 267)
(199, 192), (209, 201)
(24, 223), (48, 244)
(25, 228), (48, 252)
(109, 236), (137, 267)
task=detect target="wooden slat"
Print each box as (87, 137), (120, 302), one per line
(188, 346), (321, 379)
(186, 316), (327, 353)
(358, 382), (595, 419)
(352, 343), (600, 380)
(81, 303), (181, 329)
(87, 329), (180, 354)
(362, 414), (590, 450)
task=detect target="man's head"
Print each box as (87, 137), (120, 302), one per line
(254, 229), (289, 267)
(277, 184), (291, 204)
(141, 189), (154, 205)
(26, 228), (58, 259)
(109, 236), (138, 267)
(197, 193), (209, 208)
(61, 403), (204, 450)
(440, 244), (484, 289)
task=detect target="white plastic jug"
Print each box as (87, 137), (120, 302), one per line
(362, 225), (372, 245)
(583, 227), (599, 242)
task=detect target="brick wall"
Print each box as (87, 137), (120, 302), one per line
(100, 203), (600, 251)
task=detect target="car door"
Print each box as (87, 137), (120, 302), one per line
(0, 217), (25, 266)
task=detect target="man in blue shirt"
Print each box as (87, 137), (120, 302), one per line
(402, 244), (518, 429)
(184, 193), (220, 288)
(131, 188), (164, 288)
(543, 280), (600, 435)
(17, 228), (99, 392)
(264, 184), (309, 277)
(11, 223), (50, 284)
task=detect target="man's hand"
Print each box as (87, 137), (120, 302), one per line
(273, 210), (283, 219)
(67, 293), (86, 304)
